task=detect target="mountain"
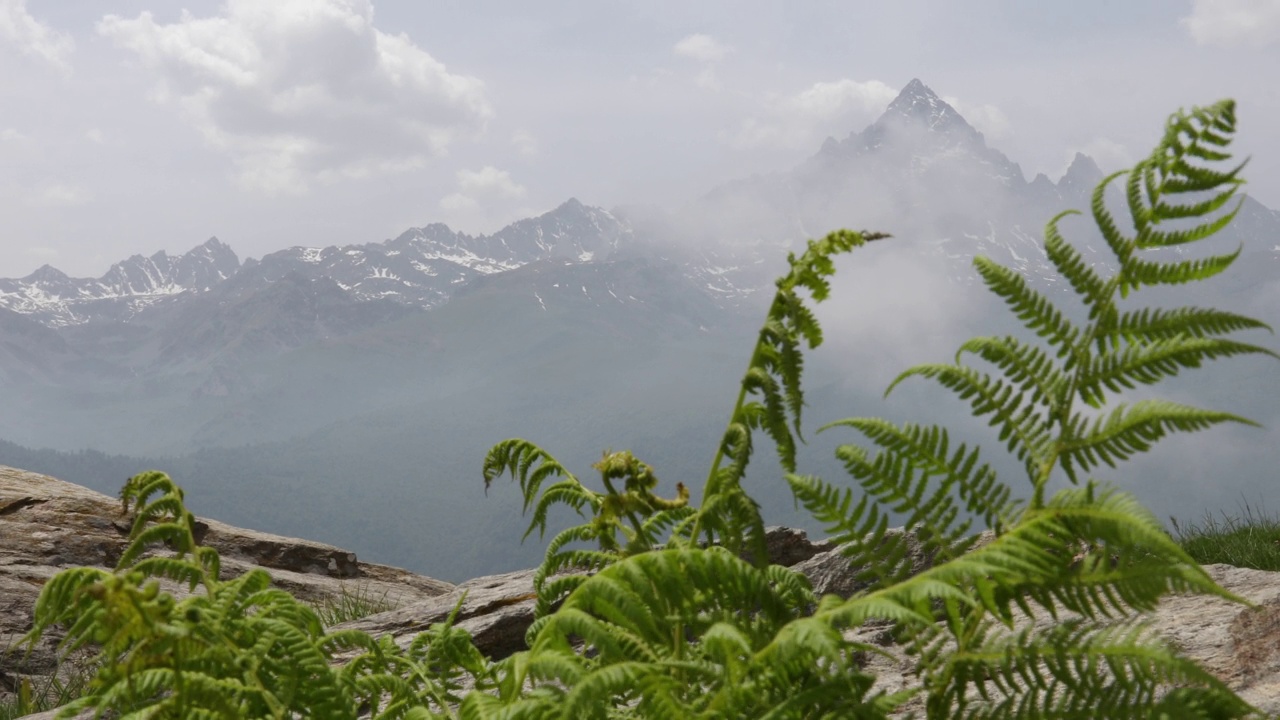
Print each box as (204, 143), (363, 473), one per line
(0, 198), (734, 454)
(0, 200), (635, 333)
(679, 78), (1279, 293)
(239, 198), (635, 311)
(0, 238), (241, 327)
(0, 79), (1276, 581)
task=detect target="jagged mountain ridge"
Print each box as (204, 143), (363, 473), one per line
(8, 78), (1273, 336)
(0, 78), (1275, 457)
(683, 78), (1279, 295)
(0, 238), (241, 327)
(0, 198), (636, 330)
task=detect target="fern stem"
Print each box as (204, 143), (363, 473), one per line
(691, 324), (768, 543)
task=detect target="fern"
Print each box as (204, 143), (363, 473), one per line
(484, 443), (694, 617)
(686, 229), (889, 559)
(21, 100), (1274, 719)
(26, 471), (507, 719)
(803, 99), (1272, 716)
(484, 229), (889, 614)
(471, 548), (903, 719)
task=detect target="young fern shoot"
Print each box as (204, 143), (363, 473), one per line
(482, 229), (889, 614)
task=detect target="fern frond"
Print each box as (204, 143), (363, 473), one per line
(1111, 306), (1272, 345)
(932, 618), (1254, 719)
(837, 419), (1014, 529)
(1060, 400), (1256, 481)
(972, 256), (1081, 353)
(1093, 169), (1136, 264)
(690, 229), (887, 555)
(787, 472), (886, 548)
(483, 438), (590, 515)
(956, 335), (1069, 409)
(887, 363), (1052, 473)
(1043, 211), (1109, 312)
(1079, 336), (1276, 405)
(525, 479), (600, 541)
(1120, 246), (1241, 296)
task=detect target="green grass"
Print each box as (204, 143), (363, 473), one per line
(1171, 503), (1280, 571)
(0, 664), (93, 720)
(309, 582), (401, 626)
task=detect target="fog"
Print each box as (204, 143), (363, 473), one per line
(0, 0), (1278, 580)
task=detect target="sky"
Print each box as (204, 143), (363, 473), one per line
(2, 0), (1279, 278)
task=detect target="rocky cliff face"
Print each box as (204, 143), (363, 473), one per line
(5, 467), (1280, 716)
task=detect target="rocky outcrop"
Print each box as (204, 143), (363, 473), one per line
(0, 465), (454, 708)
(8, 470), (1280, 716)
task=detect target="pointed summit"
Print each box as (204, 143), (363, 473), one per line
(553, 197), (585, 214)
(23, 264), (69, 284)
(1057, 152), (1104, 201)
(900, 78), (934, 99)
(876, 78), (976, 138)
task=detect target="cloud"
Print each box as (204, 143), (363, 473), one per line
(0, 127), (26, 142)
(97, 0), (493, 194)
(942, 96), (1010, 139)
(725, 78), (897, 149)
(0, 0), (74, 73)
(511, 129), (538, 158)
(673, 33), (730, 63)
(673, 33), (731, 89)
(1181, 0), (1280, 46)
(25, 246), (58, 260)
(437, 165), (522, 212)
(27, 183), (90, 207)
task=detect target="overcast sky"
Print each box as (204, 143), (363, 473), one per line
(2, 0), (1278, 278)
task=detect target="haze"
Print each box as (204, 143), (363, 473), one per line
(2, 0), (1279, 278)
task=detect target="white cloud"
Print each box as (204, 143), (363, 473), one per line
(942, 96), (1010, 139)
(726, 78), (897, 149)
(673, 33), (731, 89)
(84, 128), (105, 144)
(439, 166), (528, 220)
(0, 0), (73, 73)
(511, 129), (538, 158)
(0, 127), (26, 142)
(673, 33), (730, 63)
(97, 0), (493, 195)
(27, 183), (90, 207)
(1181, 0), (1280, 46)
(25, 246), (58, 260)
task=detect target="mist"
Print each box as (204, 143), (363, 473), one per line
(0, 51), (1277, 582)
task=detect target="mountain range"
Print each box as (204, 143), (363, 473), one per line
(1, 79), (1276, 582)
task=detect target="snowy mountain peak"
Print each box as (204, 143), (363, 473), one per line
(1057, 152), (1104, 201)
(209, 198), (635, 315)
(0, 238), (244, 327)
(876, 78), (977, 139)
(1060, 152), (1103, 184)
(22, 264), (70, 284)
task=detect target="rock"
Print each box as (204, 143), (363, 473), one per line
(1155, 564), (1280, 715)
(761, 525), (831, 567)
(791, 528), (997, 599)
(0, 464), (454, 709)
(9, 466), (1280, 715)
(333, 568), (539, 662)
(854, 563), (1280, 717)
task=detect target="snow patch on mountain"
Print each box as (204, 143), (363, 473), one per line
(0, 238), (240, 327)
